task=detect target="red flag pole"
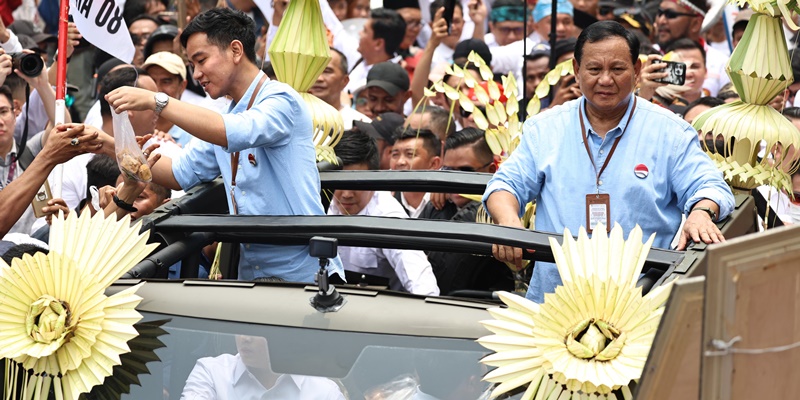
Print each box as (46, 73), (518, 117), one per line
(53, 0), (69, 197)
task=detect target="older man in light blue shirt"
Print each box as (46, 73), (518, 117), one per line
(483, 21), (733, 303)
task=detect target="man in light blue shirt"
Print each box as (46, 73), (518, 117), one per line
(483, 21), (733, 303)
(106, 8), (342, 282)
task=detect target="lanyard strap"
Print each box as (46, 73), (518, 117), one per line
(579, 97), (637, 192)
(230, 74), (268, 215)
(0, 155), (17, 191)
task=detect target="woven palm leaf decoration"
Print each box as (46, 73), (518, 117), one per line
(268, 0), (343, 164)
(478, 224), (672, 399)
(0, 212), (158, 400)
(692, 0), (800, 195)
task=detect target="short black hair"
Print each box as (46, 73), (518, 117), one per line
(125, 13), (163, 28)
(148, 182), (171, 203)
(180, 8), (257, 64)
(445, 127), (494, 163)
(716, 82), (739, 101)
(330, 48), (349, 74)
(370, 8), (407, 57)
(430, 0), (464, 19)
(415, 106), (455, 140)
(99, 67), (147, 117)
(393, 127), (442, 158)
(0, 85), (13, 107)
(334, 129), (380, 169)
(575, 21), (639, 66)
(783, 107), (800, 120)
(2, 243), (47, 265)
(3, 74), (26, 100)
(664, 38), (706, 64)
(85, 154), (120, 201)
(684, 96), (723, 116)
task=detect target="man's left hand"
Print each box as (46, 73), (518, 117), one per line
(677, 209), (725, 250)
(106, 87), (157, 114)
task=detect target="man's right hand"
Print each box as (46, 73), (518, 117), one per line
(0, 49), (11, 87)
(549, 76), (581, 108)
(41, 124), (103, 165)
(428, 7), (449, 49)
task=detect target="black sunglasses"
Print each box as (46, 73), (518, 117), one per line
(656, 8), (698, 19)
(599, 5), (615, 15)
(440, 160), (494, 172)
(459, 105), (487, 119)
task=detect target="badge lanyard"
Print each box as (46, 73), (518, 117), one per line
(0, 155), (17, 191)
(229, 74), (267, 215)
(579, 97), (637, 232)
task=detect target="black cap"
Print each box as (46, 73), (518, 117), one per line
(453, 39), (493, 65)
(525, 43), (551, 60)
(365, 62), (410, 96)
(8, 20), (55, 44)
(383, 0), (420, 10)
(553, 38), (577, 62)
(144, 24), (180, 59)
(354, 112), (405, 144)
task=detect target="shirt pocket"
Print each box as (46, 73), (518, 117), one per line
(346, 246), (380, 272)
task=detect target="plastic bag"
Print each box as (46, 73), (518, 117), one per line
(112, 110), (152, 182)
(364, 374), (423, 400)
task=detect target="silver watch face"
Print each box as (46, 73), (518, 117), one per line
(155, 92), (169, 105)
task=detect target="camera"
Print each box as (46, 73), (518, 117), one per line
(10, 53), (44, 77)
(654, 60), (686, 86)
(309, 236), (338, 259)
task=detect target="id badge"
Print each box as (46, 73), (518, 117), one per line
(585, 194), (610, 233)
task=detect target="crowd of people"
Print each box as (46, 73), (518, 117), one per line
(0, 0), (798, 302)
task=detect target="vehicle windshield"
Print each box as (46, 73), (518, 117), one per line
(118, 312), (520, 399)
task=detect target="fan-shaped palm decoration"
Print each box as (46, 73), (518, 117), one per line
(0, 212), (158, 400)
(526, 58), (575, 117)
(268, 0), (344, 164)
(478, 224), (672, 399)
(692, 0), (800, 195)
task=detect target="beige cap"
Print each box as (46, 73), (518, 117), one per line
(142, 52), (187, 80)
(734, 8), (754, 25)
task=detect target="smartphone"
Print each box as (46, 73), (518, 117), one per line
(654, 60), (686, 86)
(31, 180), (53, 219)
(443, 0), (457, 35)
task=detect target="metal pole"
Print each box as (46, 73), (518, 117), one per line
(548, 0), (557, 69)
(52, 0), (69, 197)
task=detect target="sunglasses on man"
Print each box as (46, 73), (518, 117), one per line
(440, 160), (494, 172)
(656, 8), (699, 19)
(459, 105), (487, 119)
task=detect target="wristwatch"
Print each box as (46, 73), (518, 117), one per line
(692, 206), (717, 221)
(154, 92), (169, 116)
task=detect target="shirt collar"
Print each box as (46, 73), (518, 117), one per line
(579, 94), (636, 140)
(230, 71), (268, 112)
(2, 142), (18, 165)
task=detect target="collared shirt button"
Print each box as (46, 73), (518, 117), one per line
(254, 265), (260, 270)
(599, 149), (604, 155)
(242, 191), (246, 195)
(598, 180), (603, 185)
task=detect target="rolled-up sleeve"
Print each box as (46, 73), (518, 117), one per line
(384, 247), (440, 296)
(671, 127), (735, 219)
(483, 121), (543, 218)
(221, 91), (298, 153)
(172, 139), (220, 190)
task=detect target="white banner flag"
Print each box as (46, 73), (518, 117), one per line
(70, 0), (135, 63)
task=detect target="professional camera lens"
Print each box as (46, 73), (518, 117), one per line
(10, 53), (44, 77)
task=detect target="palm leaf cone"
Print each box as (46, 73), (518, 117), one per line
(268, 0), (343, 164)
(692, 11), (800, 194)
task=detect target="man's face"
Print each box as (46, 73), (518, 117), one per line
(574, 37), (641, 114)
(397, 8), (423, 49)
(187, 33), (234, 99)
(334, 162), (375, 214)
(525, 57), (550, 97)
(491, 20), (526, 46)
(309, 51), (348, 107)
(348, 0), (370, 19)
(683, 104), (709, 124)
(655, 0), (700, 46)
(674, 48), (706, 97)
(366, 86), (407, 117)
(358, 20), (379, 57)
(0, 95), (15, 154)
(130, 19), (159, 65)
(732, 26), (746, 48)
(150, 38), (175, 56)
(147, 65), (186, 100)
(129, 76), (158, 136)
(535, 13), (576, 41)
(390, 137), (439, 170)
(131, 184), (167, 220)
(572, 0), (599, 16)
(442, 146), (495, 207)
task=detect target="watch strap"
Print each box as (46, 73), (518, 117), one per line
(692, 206), (717, 221)
(113, 194), (138, 212)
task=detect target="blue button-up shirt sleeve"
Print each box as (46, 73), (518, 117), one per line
(482, 119), (543, 218)
(671, 125), (735, 220)
(172, 138), (221, 190)
(221, 90), (298, 153)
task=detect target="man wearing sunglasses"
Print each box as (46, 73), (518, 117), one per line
(654, 0), (730, 96)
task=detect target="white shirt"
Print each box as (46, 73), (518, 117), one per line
(181, 353), (344, 400)
(703, 44), (730, 97)
(756, 185), (796, 226)
(0, 30), (22, 53)
(339, 107), (370, 130)
(431, 44), (455, 68)
(328, 191), (440, 295)
(344, 55), (403, 95)
(401, 192), (430, 218)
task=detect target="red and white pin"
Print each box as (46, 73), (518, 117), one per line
(634, 164), (649, 179)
